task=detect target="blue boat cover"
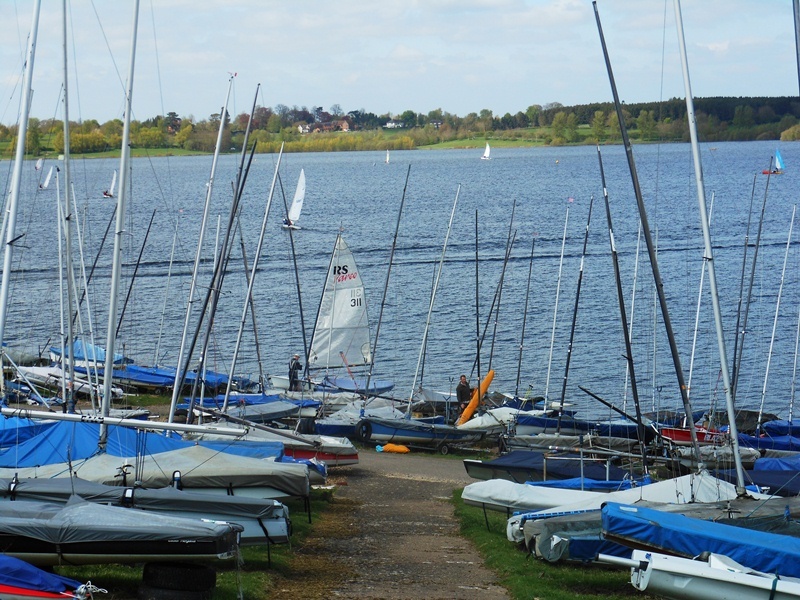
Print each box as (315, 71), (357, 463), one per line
(762, 419), (800, 436)
(0, 421), (284, 467)
(0, 416), (56, 449)
(754, 454), (800, 471)
(0, 554), (81, 592)
(50, 339), (125, 364)
(485, 450), (635, 481)
(601, 502), (800, 577)
(526, 475), (651, 492)
(738, 433), (800, 452)
(714, 468), (800, 497)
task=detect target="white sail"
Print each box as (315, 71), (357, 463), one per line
(481, 143), (491, 160)
(34, 157), (43, 171)
(385, 149), (390, 164)
(104, 170), (117, 197)
(287, 168), (305, 223)
(40, 166), (53, 189)
(309, 234), (372, 370)
(776, 148), (786, 172)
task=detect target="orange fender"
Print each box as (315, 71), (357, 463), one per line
(456, 369), (494, 425)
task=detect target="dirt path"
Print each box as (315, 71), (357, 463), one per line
(270, 448), (509, 600)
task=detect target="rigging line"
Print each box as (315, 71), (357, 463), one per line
(116, 208), (156, 339)
(487, 200), (517, 372)
(557, 195), (594, 435)
(88, 0), (126, 95)
(514, 235), (536, 400)
(235, 220), (265, 389)
(365, 164), (411, 398)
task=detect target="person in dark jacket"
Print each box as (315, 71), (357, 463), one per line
(288, 353), (303, 391)
(456, 374), (472, 415)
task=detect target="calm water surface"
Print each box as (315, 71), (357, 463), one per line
(1, 140), (798, 421)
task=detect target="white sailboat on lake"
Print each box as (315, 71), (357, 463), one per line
(282, 168), (305, 230)
(39, 165), (53, 190)
(481, 142), (491, 160)
(102, 169), (116, 198)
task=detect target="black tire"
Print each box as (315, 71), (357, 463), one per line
(356, 419), (372, 442)
(296, 417), (316, 435)
(137, 584), (212, 600)
(142, 563), (216, 592)
(439, 443), (450, 455)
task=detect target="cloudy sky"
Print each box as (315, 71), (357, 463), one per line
(1, 0), (796, 125)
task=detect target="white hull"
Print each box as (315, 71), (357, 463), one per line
(602, 550), (800, 600)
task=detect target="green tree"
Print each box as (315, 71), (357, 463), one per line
(591, 110), (607, 141)
(565, 113), (579, 142)
(174, 122), (194, 147)
(399, 110), (417, 129)
(636, 110), (657, 140)
(525, 104), (541, 126)
(732, 105), (755, 128)
(551, 111), (568, 140)
(606, 112), (621, 141)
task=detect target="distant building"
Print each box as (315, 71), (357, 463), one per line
(384, 120), (405, 129)
(429, 120), (443, 129)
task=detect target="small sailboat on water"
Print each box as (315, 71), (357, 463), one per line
(102, 170), (117, 198)
(481, 142), (491, 160)
(385, 149), (390, 164)
(34, 157), (43, 171)
(282, 169), (305, 230)
(762, 149), (785, 174)
(38, 166), (53, 190)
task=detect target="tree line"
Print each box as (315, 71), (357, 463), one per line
(3, 96), (800, 157)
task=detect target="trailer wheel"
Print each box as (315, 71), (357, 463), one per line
(356, 419), (372, 442)
(439, 443), (450, 455)
(142, 563), (216, 592)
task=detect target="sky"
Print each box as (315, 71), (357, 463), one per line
(1, 0), (797, 126)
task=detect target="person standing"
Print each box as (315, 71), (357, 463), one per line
(288, 353), (303, 391)
(456, 374), (472, 415)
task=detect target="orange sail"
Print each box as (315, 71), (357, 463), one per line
(456, 369), (494, 426)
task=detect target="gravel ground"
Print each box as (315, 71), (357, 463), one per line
(269, 448), (510, 600)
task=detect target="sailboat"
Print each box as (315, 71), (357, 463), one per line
(481, 142), (491, 160)
(307, 233), (393, 395)
(34, 157), (43, 171)
(762, 149), (785, 174)
(102, 169), (117, 198)
(385, 149), (390, 164)
(282, 168), (305, 230)
(38, 165), (53, 190)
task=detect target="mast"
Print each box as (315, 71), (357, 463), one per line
(596, 149), (647, 466)
(60, 0), (78, 413)
(557, 196), (593, 433)
(222, 140), (283, 411)
(408, 186), (460, 414)
(101, 0), (140, 437)
(514, 236), (536, 399)
(364, 165), (411, 397)
(0, 0), (41, 397)
(672, 0), (745, 489)
(168, 76), (235, 423)
(795, 0), (800, 95)
(593, 1), (702, 461)
(487, 202), (517, 372)
(756, 206), (795, 432)
(544, 204), (569, 403)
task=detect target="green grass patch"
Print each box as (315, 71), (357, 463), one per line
(453, 492), (646, 600)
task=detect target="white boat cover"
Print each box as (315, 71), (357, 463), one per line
(501, 471), (771, 543)
(0, 445), (310, 500)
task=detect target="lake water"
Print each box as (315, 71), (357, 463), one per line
(2, 140), (798, 421)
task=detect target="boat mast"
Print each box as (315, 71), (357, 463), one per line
(168, 76), (235, 423)
(687, 194), (715, 400)
(364, 165), (411, 397)
(795, 0), (800, 94)
(596, 149), (648, 466)
(0, 0), (41, 398)
(544, 204), (569, 403)
(407, 186), (460, 413)
(101, 0), (140, 435)
(593, 1), (702, 460)
(756, 206), (795, 432)
(514, 236), (536, 399)
(59, 0), (79, 413)
(222, 139), (283, 412)
(672, 0), (745, 489)
(557, 196), (593, 434)
(486, 202), (516, 372)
